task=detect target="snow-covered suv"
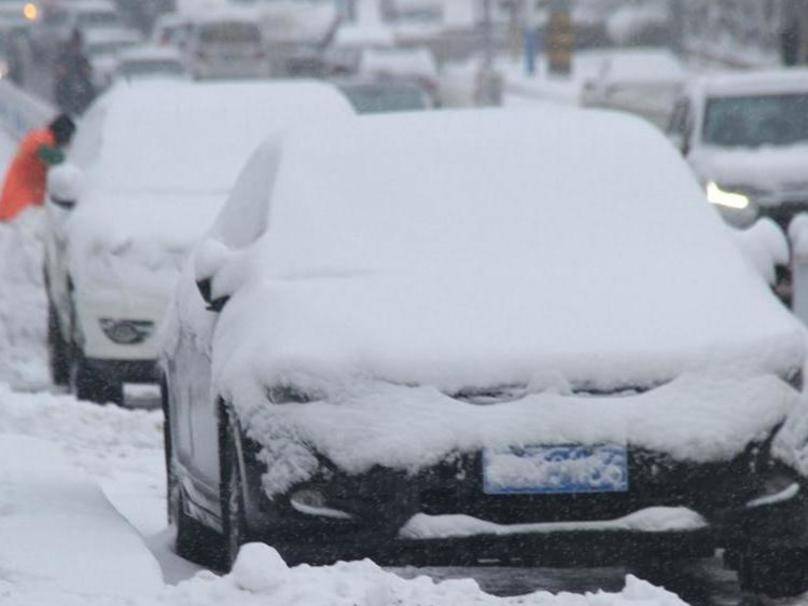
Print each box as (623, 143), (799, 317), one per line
(44, 79), (353, 404)
(162, 107), (808, 597)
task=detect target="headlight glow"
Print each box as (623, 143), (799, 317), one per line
(706, 181), (750, 210)
(23, 3), (38, 21)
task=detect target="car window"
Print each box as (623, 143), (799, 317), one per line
(340, 84), (429, 114)
(76, 11), (119, 27)
(198, 22), (261, 44)
(118, 59), (185, 78)
(703, 93), (808, 147)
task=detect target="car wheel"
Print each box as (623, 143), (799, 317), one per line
(47, 301), (70, 386)
(738, 547), (808, 598)
(220, 412), (248, 572)
(69, 347), (124, 405)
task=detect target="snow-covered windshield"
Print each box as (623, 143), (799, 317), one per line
(703, 93), (808, 148)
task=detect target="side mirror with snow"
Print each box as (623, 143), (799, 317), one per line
(194, 238), (240, 312)
(47, 163), (84, 210)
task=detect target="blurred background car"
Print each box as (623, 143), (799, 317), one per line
(185, 10), (268, 80)
(113, 44), (188, 82)
(84, 26), (143, 89)
(42, 79), (354, 405)
(151, 11), (192, 50)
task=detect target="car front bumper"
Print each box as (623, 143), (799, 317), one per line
(242, 444), (808, 566)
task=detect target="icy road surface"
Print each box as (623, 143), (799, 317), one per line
(0, 125), (779, 606)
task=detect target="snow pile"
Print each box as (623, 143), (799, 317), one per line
(0, 208), (48, 388)
(243, 373), (798, 497)
(0, 433), (163, 606)
(0, 383), (166, 534)
(162, 542), (688, 606)
(730, 218), (789, 285)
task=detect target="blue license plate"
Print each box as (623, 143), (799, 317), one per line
(483, 444), (629, 495)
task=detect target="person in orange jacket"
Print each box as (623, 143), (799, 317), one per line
(0, 114), (76, 222)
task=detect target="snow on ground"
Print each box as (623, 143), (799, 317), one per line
(0, 433), (164, 606)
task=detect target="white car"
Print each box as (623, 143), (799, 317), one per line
(44, 80), (354, 405)
(84, 27), (143, 89)
(161, 107), (808, 598)
(113, 45), (188, 82)
(185, 10), (269, 80)
(667, 69), (808, 231)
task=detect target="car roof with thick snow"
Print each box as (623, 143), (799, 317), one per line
(691, 68), (808, 98)
(196, 107), (805, 397)
(66, 79), (354, 259)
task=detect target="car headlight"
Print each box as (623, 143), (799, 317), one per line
(266, 384), (319, 404)
(99, 319), (154, 345)
(706, 181), (751, 210)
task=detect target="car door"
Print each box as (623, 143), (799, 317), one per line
(173, 137), (281, 501)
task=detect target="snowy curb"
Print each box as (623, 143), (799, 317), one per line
(0, 433), (163, 604)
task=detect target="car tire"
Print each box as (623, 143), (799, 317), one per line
(220, 409), (248, 572)
(69, 347), (124, 405)
(738, 547), (808, 598)
(47, 301), (70, 386)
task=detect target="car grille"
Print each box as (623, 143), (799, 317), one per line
(415, 449), (758, 525)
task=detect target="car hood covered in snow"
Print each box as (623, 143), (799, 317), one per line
(690, 144), (808, 198)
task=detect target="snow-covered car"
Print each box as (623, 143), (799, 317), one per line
(43, 80), (354, 405)
(185, 11), (269, 80)
(84, 27), (143, 89)
(161, 107), (808, 597)
(667, 69), (808, 231)
(113, 45), (189, 82)
(151, 12), (193, 50)
(580, 48), (685, 129)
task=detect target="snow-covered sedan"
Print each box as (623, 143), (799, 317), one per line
(44, 80), (353, 405)
(162, 107), (808, 597)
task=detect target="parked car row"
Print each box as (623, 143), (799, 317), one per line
(38, 73), (808, 597)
